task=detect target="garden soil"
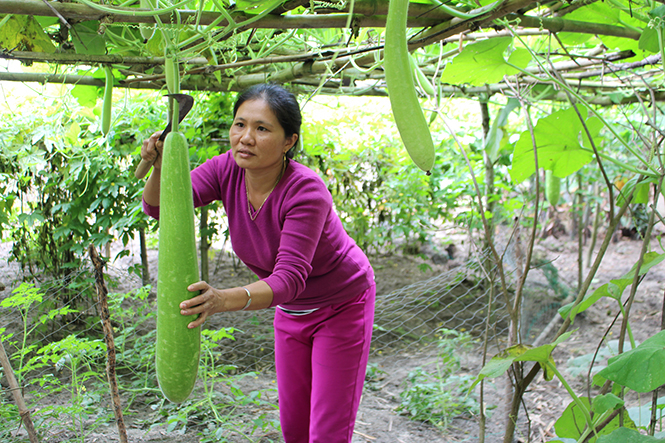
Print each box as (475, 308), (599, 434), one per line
(1, 225), (664, 443)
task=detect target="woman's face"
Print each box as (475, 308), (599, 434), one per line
(230, 98), (297, 173)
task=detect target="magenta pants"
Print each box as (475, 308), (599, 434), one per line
(273, 283), (376, 443)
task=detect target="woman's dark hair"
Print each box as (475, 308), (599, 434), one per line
(234, 83), (302, 159)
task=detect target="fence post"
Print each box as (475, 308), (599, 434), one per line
(0, 338), (40, 443)
(89, 244), (129, 443)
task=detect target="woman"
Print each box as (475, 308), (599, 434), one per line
(141, 83), (376, 443)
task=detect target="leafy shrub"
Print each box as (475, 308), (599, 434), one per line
(397, 329), (481, 430)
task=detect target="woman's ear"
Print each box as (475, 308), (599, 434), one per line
(285, 133), (298, 152)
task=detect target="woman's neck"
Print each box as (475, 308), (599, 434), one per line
(245, 160), (286, 197)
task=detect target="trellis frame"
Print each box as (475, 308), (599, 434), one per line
(0, 0), (660, 104)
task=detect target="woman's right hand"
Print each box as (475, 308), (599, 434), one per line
(141, 131), (164, 170)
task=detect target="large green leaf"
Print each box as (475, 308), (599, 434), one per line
(563, 2), (621, 24)
(597, 428), (665, 443)
(555, 397), (636, 441)
(72, 85), (99, 108)
(0, 15), (56, 53)
(72, 21), (107, 55)
(562, 2), (646, 55)
(510, 107), (600, 183)
(440, 37), (531, 86)
(598, 330), (665, 393)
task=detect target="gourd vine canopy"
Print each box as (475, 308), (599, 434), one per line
(0, 0), (662, 105)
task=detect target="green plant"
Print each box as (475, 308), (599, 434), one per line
(364, 362), (387, 391)
(35, 334), (107, 441)
(0, 283), (77, 383)
(300, 104), (452, 254)
(474, 323), (665, 441)
(110, 286), (160, 400)
(2, 91), (156, 289)
(397, 329), (480, 430)
(146, 327), (279, 441)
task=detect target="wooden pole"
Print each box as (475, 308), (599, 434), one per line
(88, 245), (129, 443)
(0, 339), (40, 443)
(139, 228), (151, 287)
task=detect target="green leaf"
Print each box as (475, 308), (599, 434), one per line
(556, 397), (635, 441)
(440, 37), (531, 86)
(468, 345), (524, 390)
(597, 427), (665, 443)
(592, 394), (624, 415)
(146, 28), (164, 57)
(650, 5), (665, 19)
(72, 21), (107, 55)
(1, 283), (43, 309)
(565, 3), (619, 22)
(621, 251), (665, 285)
(510, 107), (597, 183)
(72, 85), (99, 108)
(617, 175), (652, 206)
(470, 332), (573, 388)
(560, 282), (620, 322)
(555, 397), (593, 439)
(0, 15), (56, 53)
(599, 330), (665, 393)
(64, 122), (82, 148)
(639, 26), (660, 53)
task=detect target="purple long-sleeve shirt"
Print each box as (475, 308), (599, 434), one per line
(143, 151), (374, 309)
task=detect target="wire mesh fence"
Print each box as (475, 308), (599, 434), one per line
(0, 242), (567, 441)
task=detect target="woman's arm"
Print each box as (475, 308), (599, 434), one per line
(179, 280), (274, 329)
(141, 132), (163, 207)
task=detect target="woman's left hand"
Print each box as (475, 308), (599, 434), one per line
(180, 282), (228, 329)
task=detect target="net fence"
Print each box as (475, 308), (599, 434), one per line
(0, 243), (567, 441)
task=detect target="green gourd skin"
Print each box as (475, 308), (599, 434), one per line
(545, 170), (561, 207)
(385, 0), (435, 174)
(164, 54), (179, 95)
(101, 66), (113, 136)
(409, 53), (436, 97)
(156, 131), (200, 403)
(139, 0), (156, 41)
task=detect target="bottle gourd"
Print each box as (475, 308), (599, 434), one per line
(156, 131), (201, 403)
(384, 0), (435, 173)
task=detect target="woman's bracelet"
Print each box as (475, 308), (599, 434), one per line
(241, 287), (252, 311)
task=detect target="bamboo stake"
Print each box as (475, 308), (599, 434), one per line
(0, 339), (40, 443)
(88, 245), (129, 443)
